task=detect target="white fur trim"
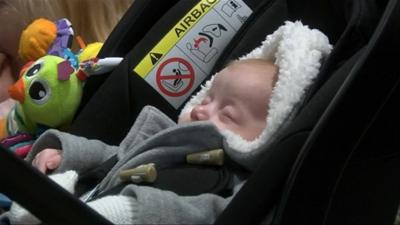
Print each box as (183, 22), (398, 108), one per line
(88, 195), (135, 224)
(180, 21), (332, 154)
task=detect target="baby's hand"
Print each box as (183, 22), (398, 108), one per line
(32, 148), (62, 174)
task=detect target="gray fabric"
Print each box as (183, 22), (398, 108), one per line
(21, 106), (246, 224)
(96, 106), (226, 192)
(120, 185), (234, 224)
(26, 129), (118, 174)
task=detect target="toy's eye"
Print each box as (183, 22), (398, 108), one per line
(26, 62), (43, 77)
(29, 79), (51, 105)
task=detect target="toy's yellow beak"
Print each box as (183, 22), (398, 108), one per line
(8, 78), (25, 103)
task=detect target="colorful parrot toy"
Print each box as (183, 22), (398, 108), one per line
(0, 18), (122, 157)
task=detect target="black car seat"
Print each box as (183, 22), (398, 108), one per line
(78, 0), (179, 110)
(215, 0), (400, 224)
(69, 0), (380, 147)
(0, 0), (390, 224)
(273, 1), (400, 224)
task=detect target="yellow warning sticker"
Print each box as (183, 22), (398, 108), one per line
(134, 0), (220, 78)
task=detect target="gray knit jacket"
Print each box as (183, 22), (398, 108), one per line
(6, 106), (252, 224)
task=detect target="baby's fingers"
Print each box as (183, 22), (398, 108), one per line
(32, 156), (48, 173)
(46, 161), (58, 170)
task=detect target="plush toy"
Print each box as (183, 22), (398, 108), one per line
(7, 55), (83, 135)
(18, 18), (73, 62)
(0, 18), (121, 157)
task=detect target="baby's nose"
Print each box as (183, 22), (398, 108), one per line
(190, 105), (210, 121)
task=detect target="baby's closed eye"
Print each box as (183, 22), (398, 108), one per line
(220, 106), (239, 123)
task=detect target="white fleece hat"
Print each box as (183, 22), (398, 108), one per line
(180, 21), (332, 168)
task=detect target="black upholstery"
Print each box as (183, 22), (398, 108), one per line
(77, 0), (179, 112)
(215, 0), (400, 224)
(274, 1), (400, 224)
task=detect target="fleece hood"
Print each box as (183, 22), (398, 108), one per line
(180, 21), (332, 170)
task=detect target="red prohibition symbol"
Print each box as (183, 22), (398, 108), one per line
(156, 57), (195, 97)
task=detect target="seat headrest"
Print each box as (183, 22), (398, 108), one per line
(287, 0), (379, 45)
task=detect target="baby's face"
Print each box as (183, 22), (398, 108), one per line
(179, 60), (277, 141)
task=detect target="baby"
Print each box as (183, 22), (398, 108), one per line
(3, 59), (278, 225)
(32, 58), (278, 173)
